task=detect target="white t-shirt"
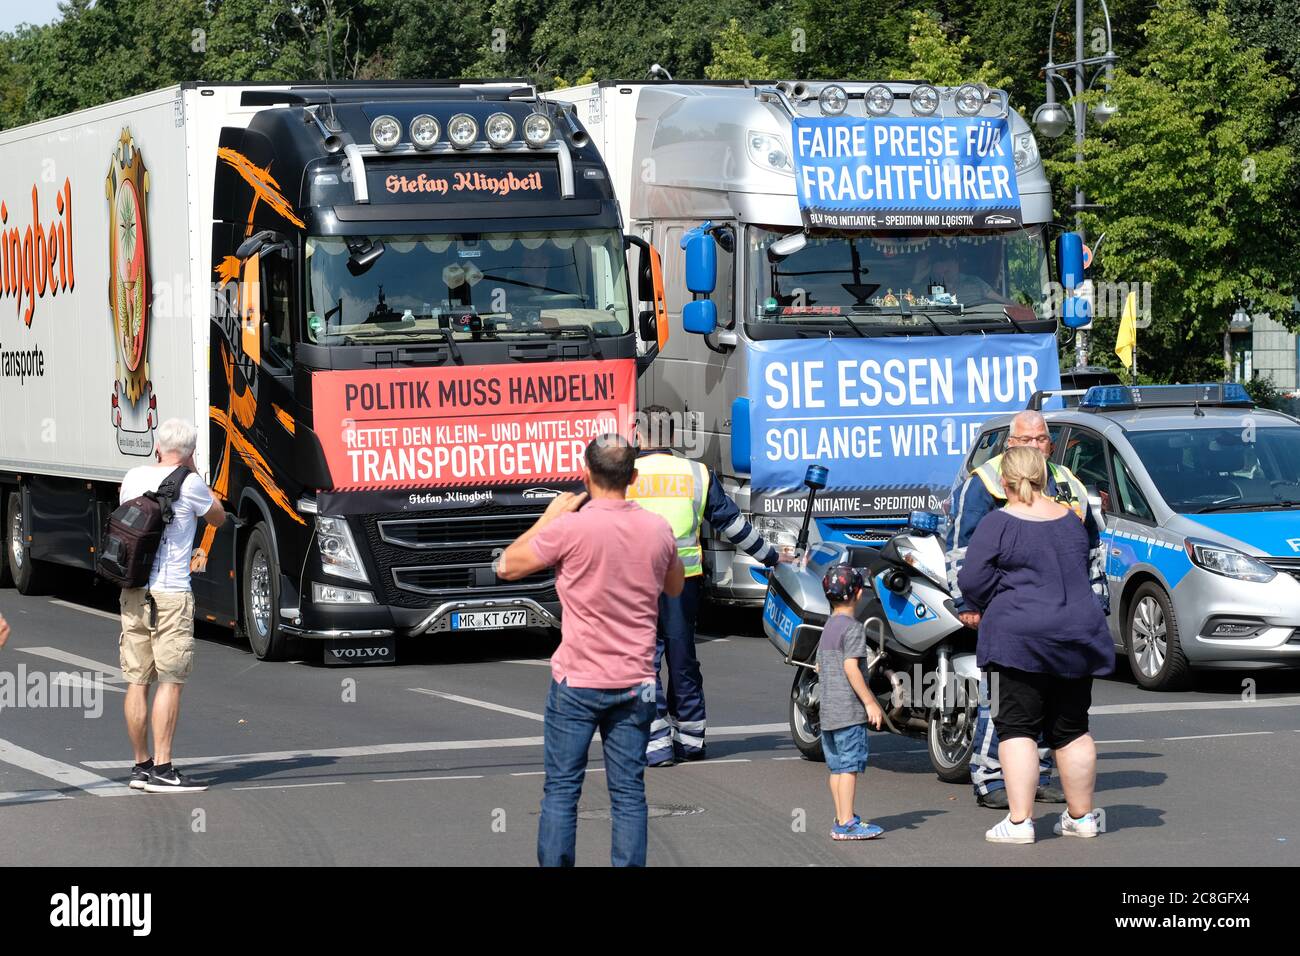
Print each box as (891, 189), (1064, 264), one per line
(119, 465), (216, 593)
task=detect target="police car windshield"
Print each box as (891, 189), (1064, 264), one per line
(1126, 426), (1300, 512)
(748, 226), (1048, 326)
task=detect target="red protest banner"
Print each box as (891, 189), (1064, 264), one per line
(312, 359), (636, 491)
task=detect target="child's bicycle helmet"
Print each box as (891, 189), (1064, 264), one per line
(822, 564), (865, 602)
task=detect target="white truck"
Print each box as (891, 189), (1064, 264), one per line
(549, 79), (1087, 606)
(0, 81), (667, 661)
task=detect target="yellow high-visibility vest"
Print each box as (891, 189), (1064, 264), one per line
(973, 453), (1089, 521)
(627, 452), (710, 577)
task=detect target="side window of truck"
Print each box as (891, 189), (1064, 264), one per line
(262, 253), (294, 366)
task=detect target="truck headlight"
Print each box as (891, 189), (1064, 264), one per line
(747, 130), (793, 174)
(410, 114), (440, 149)
(910, 85), (939, 116)
(752, 515), (799, 550)
(447, 113), (478, 149)
(955, 84), (986, 116)
(818, 84), (848, 116)
(370, 115), (402, 151)
(317, 516), (369, 583)
(523, 112), (553, 147)
(1185, 539), (1276, 583)
(312, 582), (376, 605)
(864, 85), (894, 116)
(485, 112), (516, 147)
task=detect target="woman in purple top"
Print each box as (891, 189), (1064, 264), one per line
(957, 447), (1115, 845)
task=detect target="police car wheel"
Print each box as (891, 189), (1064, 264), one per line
(1124, 583), (1190, 691)
(789, 670), (825, 761)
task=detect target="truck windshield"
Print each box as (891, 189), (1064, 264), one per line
(747, 226), (1049, 328)
(305, 230), (630, 344)
(1126, 427), (1300, 513)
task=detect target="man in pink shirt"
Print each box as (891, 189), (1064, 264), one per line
(499, 433), (683, 867)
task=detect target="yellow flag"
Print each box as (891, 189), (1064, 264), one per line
(1115, 291), (1137, 370)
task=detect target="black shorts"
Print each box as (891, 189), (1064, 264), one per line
(988, 666), (1093, 750)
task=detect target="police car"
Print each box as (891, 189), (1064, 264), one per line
(964, 383), (1300, 690)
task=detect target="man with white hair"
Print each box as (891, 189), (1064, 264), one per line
(117, 419), (225, 793)
(945, 409), (1104, 808)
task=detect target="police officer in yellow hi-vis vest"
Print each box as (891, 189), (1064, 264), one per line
(629, 406), (785, 766)
(945, 410), (1108, 809)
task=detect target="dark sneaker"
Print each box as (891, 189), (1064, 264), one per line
(142, 765), (208, 793)
(1036, 785), (1068, 804)
(129, 760), (154, 791)
(976, 789), (1010, 810)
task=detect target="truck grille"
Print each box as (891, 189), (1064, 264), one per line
(361, 508), (557, 608)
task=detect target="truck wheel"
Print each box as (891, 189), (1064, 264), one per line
(0, 493), (12, 588)
(6, 491), (50, 595)
(1124, 582), (1190, 691)
(242, 524), (287, 662)
(788, 669), (825, 761)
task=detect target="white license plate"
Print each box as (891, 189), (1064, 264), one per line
(451, 609), (529, 631)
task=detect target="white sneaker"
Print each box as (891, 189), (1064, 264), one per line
(985, 814), (1035, 844)
(1053, 809), (1101, 838)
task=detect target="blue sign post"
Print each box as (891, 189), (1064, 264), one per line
(791, 116), (1022, 230)
(747, 334), (1060, 517)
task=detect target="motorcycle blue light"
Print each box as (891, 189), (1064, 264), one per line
(804, 465), (829, 490)
(908, 511), (939, 533)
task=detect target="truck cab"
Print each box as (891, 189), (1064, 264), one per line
(548, 79), (1072, 606)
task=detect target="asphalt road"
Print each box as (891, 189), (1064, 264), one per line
(1, 577), (1297, 867)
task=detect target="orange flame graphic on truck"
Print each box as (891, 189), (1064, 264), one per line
(216, 147), (306, 234)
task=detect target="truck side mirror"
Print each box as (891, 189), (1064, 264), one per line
(683, 230), (717, 294)
(1056, 231), (1084, 290)
(240, 253), (262, 365)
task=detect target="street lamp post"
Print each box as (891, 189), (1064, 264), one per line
(1034, 0), (1119, 369)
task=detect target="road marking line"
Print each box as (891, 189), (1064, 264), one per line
(772, 756), (804, 760)
(80, 723), (812, 771)
(374, 775), (484, 783)
(409, 687), (544, 722)
(0, 738), (132, 797)
(17, 646), (126, 682)
(1091, 696), (1300, 715)
(500, 659), (551, 667)
(510, 771), (545, 777)
(681, 758), (751, 766)
(230, 781), (347, 792)
(48, 599), (120, 622)
(1163, 731), (1274, 741)
(0, 790), (75, 805)
(51, 672), (126, 695)
(1094, 739), (1145, 744)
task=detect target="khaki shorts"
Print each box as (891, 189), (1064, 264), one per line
(119, 589), (195, 685)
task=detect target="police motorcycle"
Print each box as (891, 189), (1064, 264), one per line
(761, 466), (979, 782)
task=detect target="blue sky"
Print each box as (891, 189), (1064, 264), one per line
(1, 0), (65, 34)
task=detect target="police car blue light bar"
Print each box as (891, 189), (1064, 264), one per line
(1080, 383), (1252, 410)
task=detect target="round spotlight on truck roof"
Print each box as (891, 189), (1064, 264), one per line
(818, 84), (848, 116)
(447, 113), (478, 149)
(910, 84), (939, 116)
(955, 84), (986, 116)
(523, 112), (554, 148)
(864, 85), (894, 116)
(409, 114), (440, 149)
(369, 114), (401, 151)
(485, 112), (516, 148)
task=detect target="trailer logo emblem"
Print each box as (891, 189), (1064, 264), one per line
(106, 129), (157, 456)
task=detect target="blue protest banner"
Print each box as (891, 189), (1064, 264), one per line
(747, 334), (1060, 517)
(791, 116), (1022, 230)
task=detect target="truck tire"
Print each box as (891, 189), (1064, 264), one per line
(788, 669), (825, 761)
(1123, 581), (1190, 691)
(241, 524), (288, 662)
(6, 490), (51, 595)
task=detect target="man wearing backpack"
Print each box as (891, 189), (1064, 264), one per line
(118, 419), (225, 793)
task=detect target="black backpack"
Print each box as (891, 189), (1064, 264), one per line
(96, 467), (190, 589)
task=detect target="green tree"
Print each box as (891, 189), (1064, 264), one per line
(705, 18), (773, 79)
(1062, 0), (1298, 381)
(904, 9), (1010, 88)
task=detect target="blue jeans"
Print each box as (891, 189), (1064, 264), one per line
(538, 677), (656, 867)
